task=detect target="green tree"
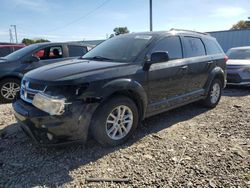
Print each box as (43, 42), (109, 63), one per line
(231, 20), (250, 30)
(110, 27), (129, 38)
(22, 38), (50, 45)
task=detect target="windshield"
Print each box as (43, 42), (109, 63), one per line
(5, 44), (39, 61)
(227, 48), (250, 60)
(82, 34), (153, 62)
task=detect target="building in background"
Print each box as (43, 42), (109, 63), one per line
(208, 29), (250, 53)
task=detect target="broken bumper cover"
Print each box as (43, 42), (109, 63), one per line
(12, 99), (98, 146)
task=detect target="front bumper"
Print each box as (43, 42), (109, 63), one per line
(13, 99), (98, 146)
(227, 66), (250, 86)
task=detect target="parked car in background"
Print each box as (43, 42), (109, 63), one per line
(0, 42), (89, 103)
(13, 29), (227, 147)
(0, 43), (25, 57)
(226, 46), (250, 86)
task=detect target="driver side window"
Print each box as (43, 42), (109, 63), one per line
(152, 36), (183, 60)
(33, 46), (63, 61)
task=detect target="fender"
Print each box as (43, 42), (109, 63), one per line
(101, 78), (148, 119)
(204, 66), (226, 94)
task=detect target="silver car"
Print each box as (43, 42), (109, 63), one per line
(226, 46), (250, 86)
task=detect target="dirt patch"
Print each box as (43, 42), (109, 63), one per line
(0, 87), (249, 187)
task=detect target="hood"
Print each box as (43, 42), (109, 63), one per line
(227, 59), (250, 66)
(25, 58), (129, 82)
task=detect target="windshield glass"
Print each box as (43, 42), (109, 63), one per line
(82, 34), (153, 62)
(5, 44), (39, 61)
(227, 49), (250, 60)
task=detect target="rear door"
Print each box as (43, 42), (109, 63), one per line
(181, 36), (212, 93)
(147, 36), (190, 112)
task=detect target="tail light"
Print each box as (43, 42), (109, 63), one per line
(224, 56), (229, 63)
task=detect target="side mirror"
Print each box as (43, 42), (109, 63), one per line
(28, 55), (40, 63)
(150, 51), (169, 63)
(143, 51), (169, 71)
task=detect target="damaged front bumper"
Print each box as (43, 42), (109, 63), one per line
(12, 99), (98, 146)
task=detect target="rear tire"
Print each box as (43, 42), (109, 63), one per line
(91, 96), (139, 147)
(201, 79), (222, 108)
(0, 78), (20, 104)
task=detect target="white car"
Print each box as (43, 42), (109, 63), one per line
(226, 46), (250, 86)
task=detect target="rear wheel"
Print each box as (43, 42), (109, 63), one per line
(0, 78), (20, 103)
(91, 96), (139, 147)
(201, 79), (222, 108)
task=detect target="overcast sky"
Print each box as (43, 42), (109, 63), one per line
(0, 0), (249, 42)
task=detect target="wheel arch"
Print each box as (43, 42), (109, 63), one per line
(0, 74), (22, 83)
(100, 78), (148, 120)
(205, 67), (226, 94)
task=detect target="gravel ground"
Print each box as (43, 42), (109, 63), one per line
(0, 87), (249, 188)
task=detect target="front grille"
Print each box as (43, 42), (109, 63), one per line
(21, 79), (47, 104)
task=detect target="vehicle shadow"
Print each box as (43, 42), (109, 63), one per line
(0, 103), (209, 187)
(222, 86), (250, 97)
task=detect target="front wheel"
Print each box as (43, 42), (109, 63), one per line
(201, 79), (222, 108)
(91, 96), (139, 147)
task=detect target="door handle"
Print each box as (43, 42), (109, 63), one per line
(180, 65), (188, 70)
(207, 61), (214, 64)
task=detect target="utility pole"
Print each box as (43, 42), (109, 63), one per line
(149, 0), (153, 31)
(9, 28), (14, 43)
(11, 25), (18, 43)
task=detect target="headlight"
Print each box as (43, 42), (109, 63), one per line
(32, 93), (66, 115)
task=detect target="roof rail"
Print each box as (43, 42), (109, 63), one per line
(170, 28), (210, 35)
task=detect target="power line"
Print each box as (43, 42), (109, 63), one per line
(46, 0), (111, 33)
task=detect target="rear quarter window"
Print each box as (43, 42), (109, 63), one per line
(183, 37), (206, 58)
(68, 45), (87, 57)
(203, 38), (223, 55)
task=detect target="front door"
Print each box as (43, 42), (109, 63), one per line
(146, 36), (189, 114)
(23, 45), (65, 73)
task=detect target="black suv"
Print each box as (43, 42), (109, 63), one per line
(0, 42), (89, 103)
(13, 30), (227, 147)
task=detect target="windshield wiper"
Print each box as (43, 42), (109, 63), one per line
(81, 56), (114, 61)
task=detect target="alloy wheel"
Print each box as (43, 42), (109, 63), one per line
(1, 82), (20, 100)
(105, 105), (133, 140)
(210, 83), (221, 104)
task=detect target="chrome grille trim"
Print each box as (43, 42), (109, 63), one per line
(20, 79), (47, 104)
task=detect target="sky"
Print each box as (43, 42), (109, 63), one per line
(0, 0), (249, 43)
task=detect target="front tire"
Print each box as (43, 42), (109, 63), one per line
(201, 79), (222, 108)
(0, 78), (20, 103)
(91, 96), (139, 147)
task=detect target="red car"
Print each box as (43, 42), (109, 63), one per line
(0, 43), (25, 57)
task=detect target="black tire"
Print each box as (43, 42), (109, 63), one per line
(0, 78), (20, 104)
(201, 79), (222, 108)
(90, 96), (139, 147)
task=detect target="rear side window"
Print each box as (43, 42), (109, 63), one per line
(68, 45), (87, 57)
(0, 47), (11, 57)
(183, 37), (206, 58)
(152, 36), (183, 60)
(203, 38), (223, 55)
